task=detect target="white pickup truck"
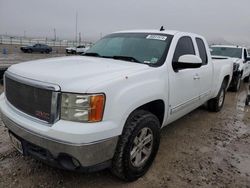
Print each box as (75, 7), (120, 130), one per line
(0, 30), (233, 181)
(66, 45), (89, 54)
(211, 45), (250, 91)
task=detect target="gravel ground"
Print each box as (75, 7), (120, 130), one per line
(0, 53), (250, 188)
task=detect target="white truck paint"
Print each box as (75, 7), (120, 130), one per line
(66, 45), (89, 54)
(0, 30), (233, 181)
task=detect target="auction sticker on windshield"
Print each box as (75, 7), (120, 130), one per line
(146, 35), (167, 41)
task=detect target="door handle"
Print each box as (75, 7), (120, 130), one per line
(193, 74), (200, 80)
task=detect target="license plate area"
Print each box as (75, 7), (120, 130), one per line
(9, 132), (23, 154)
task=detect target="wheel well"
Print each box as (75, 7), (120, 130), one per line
(223, 75), (230, 87)
(136, 100), (165, 126)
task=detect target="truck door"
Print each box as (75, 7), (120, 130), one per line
(243, 48), (250, 78)
(168, 36), (201, 123)
(195, 38), (213, 103)
(33, 44), (40, 52)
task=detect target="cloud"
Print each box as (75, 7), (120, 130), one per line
(1, 0), (250, 45)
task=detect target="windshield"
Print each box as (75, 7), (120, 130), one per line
(211, 47), (242, 59)
(85, 33), (173, 66)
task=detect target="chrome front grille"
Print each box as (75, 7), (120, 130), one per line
(4, 72), (60, 124)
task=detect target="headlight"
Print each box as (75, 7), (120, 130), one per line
(61, 93), (105, 122)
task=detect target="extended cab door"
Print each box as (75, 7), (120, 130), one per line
(195, 38), (213, 103)
(168, 36), (201, 123)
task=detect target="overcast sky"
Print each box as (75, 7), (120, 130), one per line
(0, 0), (250, 45)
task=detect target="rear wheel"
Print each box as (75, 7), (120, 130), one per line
(111, 110), (160, 181)
(231, 75), (241, 92)
(246, 97), (249, 106)
(208, 81), (226, 112)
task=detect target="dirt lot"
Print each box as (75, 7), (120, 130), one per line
(0, 53), (250, 188)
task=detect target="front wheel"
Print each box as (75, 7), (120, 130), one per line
(111, 110), (160, 181)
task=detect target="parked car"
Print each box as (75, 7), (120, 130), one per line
(65, 46), (76, 54)
(20, 44), (52, 53)
(0, 29), (233, 181)
(211, 45), (250, 91)
(66, 45), (88, 54)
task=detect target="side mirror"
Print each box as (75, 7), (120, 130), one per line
(173, 55), (202, 71)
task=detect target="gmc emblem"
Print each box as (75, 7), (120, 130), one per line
(35, 110), (50, 120)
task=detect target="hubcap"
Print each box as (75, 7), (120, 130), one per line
(130, 127), (153, 167)
(219, 89), (224, 107)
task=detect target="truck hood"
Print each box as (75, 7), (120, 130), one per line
(212, 55), (240, 63)
(231, 58), (241, 64)
(7, 56), (149, 92)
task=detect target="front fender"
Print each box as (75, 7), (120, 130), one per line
(101, 70), (168, 135)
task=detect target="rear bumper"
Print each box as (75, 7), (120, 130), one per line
(1, 113), (118, 171)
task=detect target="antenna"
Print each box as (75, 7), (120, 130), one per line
(160, 26), (165, 31)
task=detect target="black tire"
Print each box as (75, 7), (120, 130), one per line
(111, 110), (160, 181)
(246, 97), (249, 106)
(45, 49), (50, 54)
(28, 49), (33, 53)
(243, 74), (250, 83)
(208, 81), (227, 112)
(231, 76), (241, 92)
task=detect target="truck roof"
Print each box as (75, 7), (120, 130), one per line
(211, 44), (245, 49)
(112, 29), (203, 38)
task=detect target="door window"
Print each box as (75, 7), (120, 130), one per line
(196, 38), (208, 65)
(173, 36), (195, 63)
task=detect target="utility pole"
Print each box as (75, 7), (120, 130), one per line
(75, 11), (78, 44)
(79, 32), (81, 44)
(54, 28), (57, 41)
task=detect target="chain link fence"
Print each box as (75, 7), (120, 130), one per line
(0, 35), (93, 54)
(0, 35), (92, 47)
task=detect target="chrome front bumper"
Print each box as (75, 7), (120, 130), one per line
(2, 113), (118, 170)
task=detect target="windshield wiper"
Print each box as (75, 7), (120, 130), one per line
(112, 56), (141, 63)
(84, 53), (144, 64)
(84, 52), (101, 57)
